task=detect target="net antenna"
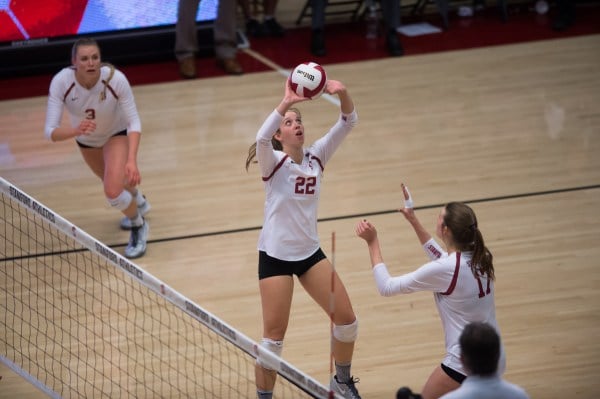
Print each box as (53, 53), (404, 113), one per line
(0, 177), (332, 398)
(328, 231), (336, 399)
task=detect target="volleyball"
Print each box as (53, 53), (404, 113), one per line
(289, 62), (327, 99)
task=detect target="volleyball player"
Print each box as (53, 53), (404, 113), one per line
(355, 184), (505, 399)
(245, 79), (362, 399)
(44, 38), (150, 259)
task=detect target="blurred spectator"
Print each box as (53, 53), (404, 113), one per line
(552, 0), (576, 31)
(238, 0), (285, 37)
(310, 0), (404, 57)
(176, 0), (243, 79)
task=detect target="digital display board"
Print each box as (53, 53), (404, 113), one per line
(0, 0), (217, 44)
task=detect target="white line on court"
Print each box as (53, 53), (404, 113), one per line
(242, 48), (340, 107)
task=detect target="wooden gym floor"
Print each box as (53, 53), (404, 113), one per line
(1, 24), (599, 399)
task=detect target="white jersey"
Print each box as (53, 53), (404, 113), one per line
(439, 375), (530, 399)
(372, 238), (505, 375)
(44, 65), (141, 147)
(256, 109), (357, 261)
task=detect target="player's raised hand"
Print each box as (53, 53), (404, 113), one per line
(355, 219), (378, 243)
(398, 183), (416, 220)
(284, 78), (311, 104)
(323, 79), (346, 95)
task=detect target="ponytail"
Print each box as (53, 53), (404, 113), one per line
(245, 138), (283, 171)
(444, 202), (495, 280)
(472, 226), (494, 280)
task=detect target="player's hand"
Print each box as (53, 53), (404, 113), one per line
(398, 183), (416, 220)
(75, 120), (96, 136)
(125, 161), (141, 187)
(324, 80), (346, 96)
(355, 219), (378, 244)
(284, 78), (311, 104)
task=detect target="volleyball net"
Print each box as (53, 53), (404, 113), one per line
(0, 177), (334, 399)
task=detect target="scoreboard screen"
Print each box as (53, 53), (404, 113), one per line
(0, 0), (217, 44)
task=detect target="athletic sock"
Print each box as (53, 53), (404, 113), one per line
(135, 189), (145, 206)
(335, 361), (352, 382)
(130, 212), (143, 228)
(257, 390), (273, 399)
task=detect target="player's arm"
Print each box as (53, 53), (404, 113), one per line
(355, 219), (384, 267)
(398, 183), (445, 259)
(275, 78), (310, 116)
(44, 80), (95, 141)
(255, 110), (283, 177)
(256, 80), (309, 175)
(310, 80), (357, 163)
(116, 72), (143, 186)
(44, 86), (96, 141)
(325, 80), (354, 114)
(398, 183), (431, 245)
(125, 132), (142, 186)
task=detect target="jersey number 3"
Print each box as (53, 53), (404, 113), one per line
(295, 176), (316, 195)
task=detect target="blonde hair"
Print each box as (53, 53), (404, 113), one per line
(71, 37), (100, 61)
(245, 108), (301, 171)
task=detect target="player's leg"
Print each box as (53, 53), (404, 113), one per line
(119, 185), (151, 230)
(255, 274), (294, 397)
(78, 133), (149, 230)
(101, 135), (137, 220)
(103, 135), (148, 258)
(420, 365), (461, 399)
(79, 144), (105, 180)
(299, 259), (361, 398)
(80, 141), (135, 220)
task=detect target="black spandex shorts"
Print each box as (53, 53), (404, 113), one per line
(258, 248), (326, 280)
(76, 129), (127, 148)
(441, 363), (466, 384)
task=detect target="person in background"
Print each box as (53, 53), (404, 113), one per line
(397, 322), (529, 399)
(238, 0), (285, 37)
(246, 78), (362, 399)
(437, 322), (530, 399)
(356, 184), (504, 399)
(552, 0), (576, 31)
(310, 0), (404, 57)
(176, 0), (243, 79)
(44, 38), (150, 259)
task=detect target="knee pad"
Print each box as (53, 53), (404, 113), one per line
(256, 338), (283, 371)
(107, 190), (133, 211)
(333, 319), (358, 343)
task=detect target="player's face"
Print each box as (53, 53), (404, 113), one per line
(277, 111), (304, 147)
(73, 45), (101, 80)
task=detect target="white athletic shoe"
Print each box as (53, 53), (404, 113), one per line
(330, 376), (362, 399)
(124, 220), (149, 259)
(120, 197), (151, 230)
